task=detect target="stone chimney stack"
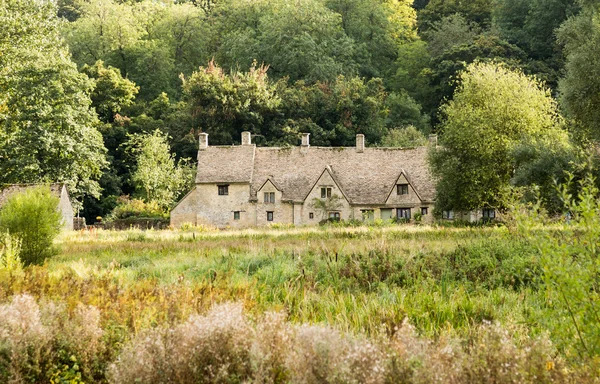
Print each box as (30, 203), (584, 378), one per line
(199, 132), (208, 150)
(241, 131), (252, 146)
(301, 133), (310, 147)
(428, 134), (438, 147)
(356, 134), (365, 153)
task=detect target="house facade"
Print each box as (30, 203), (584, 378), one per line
(171, 132), (437, 228)
(0, 184), (74, 231)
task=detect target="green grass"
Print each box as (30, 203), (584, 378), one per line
(36, 225), (540, 337)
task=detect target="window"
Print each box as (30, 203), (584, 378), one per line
(482, 208), (496, 219)
(421, 207), (428, 215)
(397, 184), (409, 195)
(218, 185), (229, 196)
(321, 187), (332, 198)
(361, 209), (374, 221)
(442, 210), (455, 220)
(397, 208), (411, 219)
(309, 212), (314, 219)
(264, 192), (275, 203)
(267, 211), (274, 221)
(328, 211), (340, 220)
(233, 211), (240, 220)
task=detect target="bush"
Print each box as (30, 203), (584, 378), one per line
(108, 196), (167, 221)
(0, 233), (23, 274)
(0, 186), (62, 265)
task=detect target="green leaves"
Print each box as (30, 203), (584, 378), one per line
(430, 62), (569, 212)
(0, 0), (107, 209)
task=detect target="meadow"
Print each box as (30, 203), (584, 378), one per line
(0, 223), (597, 383)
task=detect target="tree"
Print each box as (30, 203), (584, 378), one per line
(418, 0), (493, 31)
(182, 60), (281, 145)
(430, 62), (570, 212)
(128, 130), (192, 211)
(380, 125), (428, 147)
(82, 61), (139, 123)
(216, 0), (357, 83)
(0, 186), (62, 265)
(557, 3), (600, 140)
(0, 0), (107, 208)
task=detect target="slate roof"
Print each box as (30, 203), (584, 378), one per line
(0, 184), (65, 206)
(196, 145), (435, 205)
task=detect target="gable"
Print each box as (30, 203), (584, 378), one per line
(303, 168), (350, 205)
(385, 173), (423, 205)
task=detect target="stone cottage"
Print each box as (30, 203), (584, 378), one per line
(0, 184), (74, 231)
(171, 132), (437, 228)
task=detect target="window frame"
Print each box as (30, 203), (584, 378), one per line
(266, 211), (274, 222)
(421, 207), (428, 215)
(218, 184), (229, 196)
(328, 211), (340, 220)
(442, 210), (455, 220)
(233, 211), (240, 220)
(397, 184), (409, 195)
(263, 192), (275, 204)
(482, 208), (495, 219)
(321, 187), (332, 198)
(309, 212), (314, 219)
(396, 208), (411, 219)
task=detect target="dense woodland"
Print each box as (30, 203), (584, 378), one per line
(1, 0), (599, 222)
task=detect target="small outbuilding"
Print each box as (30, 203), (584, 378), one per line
(0, 184), (74, 231)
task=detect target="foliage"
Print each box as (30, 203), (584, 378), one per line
(0, 186), (62, 265)
(557, 4), (600, 140)
(108, 197), (167, 221)
(183, 60), (280, 145)
(82, 61), (139, 123)
(310, 194), (343, 221)
(510, 173), (600, 361)
(0, 232), (23, 274)
(380, 125), (428, 148)
(128, 130), (193, 211)
(0, 0), (108, 207)
(430, 62), (570, 212)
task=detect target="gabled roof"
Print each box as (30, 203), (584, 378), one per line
(0, 183), (66, 206)
(196, 145), (435, 205)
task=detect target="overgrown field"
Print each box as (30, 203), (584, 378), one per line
(0, 225), (598, 383)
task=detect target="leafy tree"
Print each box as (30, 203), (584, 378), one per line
(82, 61), (139, 123)
(183, 60), (281, 145)
(418, 0), (493, 31)
(380, 125), (428, 147)
(278, 76), (389, 146)
(557, 3), (600, 140)
(216, 0), (357, 82)
(430, 62), (570, 212)
(0, 186), (62, 265)
(385, 91), (429, 130)
(423, 14), (481, 58)
(128, 130), (193, 211)
(0, 0), (107, 207)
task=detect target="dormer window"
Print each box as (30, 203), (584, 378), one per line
(397, 184), (409, 195)
(218, 185), (229, 195)
(264, 192), (275, 203)
(321, 187), (332, 198)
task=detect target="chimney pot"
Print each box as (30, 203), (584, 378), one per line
(356, 134), (365, 153)
(301, 133), (310, 147)
(241, 131), (252, 146)
(199, 133), (208, 150)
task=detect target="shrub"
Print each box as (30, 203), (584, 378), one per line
(108, 196), (167, 220)
(0, 232), (23, 274)
(0, 186), (62, 265)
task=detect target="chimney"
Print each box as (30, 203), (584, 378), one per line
(428, 134), (438, 147)
(199, 133), (208, 150)
(356, 134), (365, 153)
(241, 131), (251, 146)
(301, 133), (310, 147)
